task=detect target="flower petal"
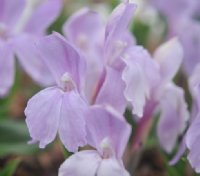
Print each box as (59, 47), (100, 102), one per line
(0, 0), (26, 28)
(24, 0), (62, 35)
(150, 0), (194, 21)
(63, 7), (104, 49)
(86, 105), (131, 158)
(186, 114), (200, 173)
(186, 113), (200, 153)
(63, 8), (104, 101)
(98, 158), (130, 176)
(178, 19), (200, 76)
(187, 139), (200, 173)
(157, 83), (189, 153)
(104, 1), (136, 63)
(59, 150), (101, 176)
(122, 46), (159, 117)
(95, 66), (126, 114)
(0, 41), (15, 97)
(154, 38), (183, 83)
(58, 90), (88, 152)
(25, 87), (62, 148)
(188, 64), (200, 122)
(169, 137), (186, 165)
(105, 1), (136, 43)
(25, 86), (87, 151)
(37, 32), (86, 91)
(14, 34), (54, 86)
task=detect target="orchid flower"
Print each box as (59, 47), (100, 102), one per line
(63, 2), (189, 151)
(24, 32), (132, 175)
(23, 0), (192, 174)
(25, 33), (88, 152)
(25, 0), (137, 153)
(63, 1), (136, 112)
(59, 105), (131, 176)
(0, 0), (62, 97)
(122, 38), (189, 153)
(149, 39), (189, 153)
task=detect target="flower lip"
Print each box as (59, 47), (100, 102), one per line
(60, 72), (76, 92)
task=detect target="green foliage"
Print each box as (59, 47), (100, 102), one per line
(132, 20), (150, 46)
(0, 158), (21, 176)
(111, 0), (120, 8)
(0, 119), (39, 156)
(48, 10), (67, 34)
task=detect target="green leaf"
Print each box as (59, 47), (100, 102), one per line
(0, 119), (39, 156)
(132, 20), (150, 46)
(0, 158), (21, 176)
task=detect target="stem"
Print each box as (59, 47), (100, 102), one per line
(131, 100), (157, 151)
(127, 100), (157, 173)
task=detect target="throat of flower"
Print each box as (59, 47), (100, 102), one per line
(100, 137), (113, 159)
(14, 0), (42, 34)
(60, 72), (76, 92)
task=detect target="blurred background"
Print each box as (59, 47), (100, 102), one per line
(0, 0), (198, 175)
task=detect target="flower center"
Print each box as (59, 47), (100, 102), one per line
(100, 137), (113, 159)
(60, 72), (75, 92)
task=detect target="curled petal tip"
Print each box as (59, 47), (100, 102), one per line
(39, 142), (46, 149)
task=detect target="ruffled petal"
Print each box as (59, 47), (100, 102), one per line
(122, 46), (159, 117)
(59, 150), (101, 176)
